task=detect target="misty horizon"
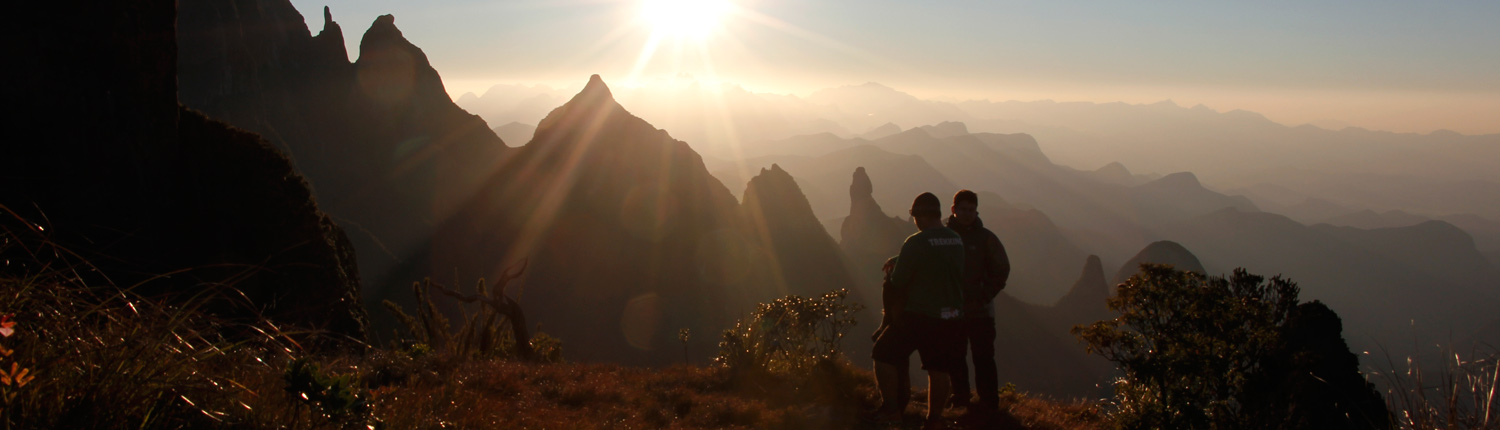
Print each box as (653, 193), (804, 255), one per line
(290, 0), (1500, 135)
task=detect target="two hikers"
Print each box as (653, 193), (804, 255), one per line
(870, 190), (1011, 427)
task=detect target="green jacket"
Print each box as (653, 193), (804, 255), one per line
(888, 227), (966, 319)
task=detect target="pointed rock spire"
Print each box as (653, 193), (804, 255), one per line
(311, 6), (346, 61)
(850, 166), (873, 199)
(1054, 255), (1108, 316)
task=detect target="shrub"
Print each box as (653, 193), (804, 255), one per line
(1074, 264), (1387, 429)
(715, 289), (861, 377)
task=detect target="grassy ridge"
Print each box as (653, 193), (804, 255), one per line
(0, 270), (1109, 429)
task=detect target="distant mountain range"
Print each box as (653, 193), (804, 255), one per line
(460, 80), (1500, 223)
(715, 121), (1498, 359)
(165, 0), (1498, 394)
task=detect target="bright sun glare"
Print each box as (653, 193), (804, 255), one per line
(640, 0), (733, 40)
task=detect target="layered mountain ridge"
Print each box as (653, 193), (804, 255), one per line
(178, 3), (506, 303)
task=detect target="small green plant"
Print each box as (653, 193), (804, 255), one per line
(283, 357), (372, 426)
(679, 328), (691, 365)
(715, 289), (861, 376)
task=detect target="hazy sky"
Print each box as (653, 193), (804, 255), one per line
(288, 0), (1500, 134)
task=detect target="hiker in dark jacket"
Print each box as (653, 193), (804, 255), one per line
(946, 189), (1011, 412)
(869, 192), (967, 429)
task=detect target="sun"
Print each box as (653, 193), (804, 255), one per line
(640, 0), (733, 40)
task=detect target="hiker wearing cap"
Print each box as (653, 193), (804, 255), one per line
(945, 189), (1011, 413)
(869, 192), (967, 428)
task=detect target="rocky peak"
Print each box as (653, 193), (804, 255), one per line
(1146, 171), (1202, 190)
(354, 14), (454, 111)
(850, 166), (874, 199)
(745, 164), (797, 196)
(532, 75), (648, 147)
(1097, 161), (1131, 177)
(311, 6), (347, 62)
(744, 164), (816, 216)
(1113, 240), (1206, 285)
(919, 121), (970, 138)
(1054, 255), (1108, 314)
(860, 122), (902, 140)
(359, 15), (402, 54)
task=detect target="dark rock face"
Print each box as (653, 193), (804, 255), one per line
(2, 0), (365, 338)
(740, 165), (859, 299)
(177, 2), (507, 302)
(1113, 240), (1206, 285)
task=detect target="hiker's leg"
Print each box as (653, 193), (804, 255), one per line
(898, 356), (912, 408)
(876, 360), (902, 412)
(926, 370), (952, 422)
(972, 316), (1000, 408)
(950, 322), (973, 405)
(872, 315), (916, 413)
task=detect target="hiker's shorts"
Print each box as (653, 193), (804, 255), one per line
(871, 312), (964, 373)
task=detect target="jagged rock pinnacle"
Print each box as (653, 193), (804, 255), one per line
(850, 167), (873, 199)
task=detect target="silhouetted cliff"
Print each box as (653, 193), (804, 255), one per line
(178, 1), (506, 300)
(741, 164), (859, 299)
(3, 0), (365, 339)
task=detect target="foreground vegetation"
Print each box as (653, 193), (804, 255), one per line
(1074, 264), (1499, 430)
(0, 270), (1110, 429)
(2, 225), (1488, 429)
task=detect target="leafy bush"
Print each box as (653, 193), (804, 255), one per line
(1074, 264), (1387, 429)
(715, 289), (862, 377)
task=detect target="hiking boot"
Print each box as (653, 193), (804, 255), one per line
(947, 395), (972, 410)
(861, 408), (903, 427)
(973, 399), (1000, 412)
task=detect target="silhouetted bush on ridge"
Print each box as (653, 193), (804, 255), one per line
(1075, 264), (1389, 429)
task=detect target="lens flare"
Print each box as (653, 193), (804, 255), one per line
(640, 0), (732, 40)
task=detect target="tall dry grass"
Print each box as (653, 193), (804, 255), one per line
(1, 208), (1107, 429)
(1376, 344), (1500, 430)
